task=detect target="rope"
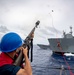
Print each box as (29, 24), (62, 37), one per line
(51, 25), (74, 75)
(49, 13), (74, 75)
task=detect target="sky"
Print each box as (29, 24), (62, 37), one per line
(0, 0), (74, 45)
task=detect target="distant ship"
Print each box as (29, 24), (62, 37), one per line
(48, 26), (74, 54)
(37, 44), (50, 49)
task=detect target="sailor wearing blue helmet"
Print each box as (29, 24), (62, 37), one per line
(0, 32), (32, 75)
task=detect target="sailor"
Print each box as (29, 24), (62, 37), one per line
(0, 32), (33, 75)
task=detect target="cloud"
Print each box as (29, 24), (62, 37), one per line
(0, 0), (74, 44)
(0, 25), (9, 40)
(0, 25), (9, 33)
(38, 28), (54, 36)
(44, 26), (62, 34)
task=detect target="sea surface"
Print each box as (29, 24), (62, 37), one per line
(31, 45), (74, 75)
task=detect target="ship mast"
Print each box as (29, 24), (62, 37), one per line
(63, 30), (66, 38)
(70, 26), (72, 35)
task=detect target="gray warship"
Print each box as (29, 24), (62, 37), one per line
(48, 26), (74, 54)
(37, 44), (50, 49)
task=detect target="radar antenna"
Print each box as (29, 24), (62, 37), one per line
(70, 26), (72, 35)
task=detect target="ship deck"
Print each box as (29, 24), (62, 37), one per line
(31, 45), (74, 75)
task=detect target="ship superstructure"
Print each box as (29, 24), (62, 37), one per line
(48, 26), (74, 54)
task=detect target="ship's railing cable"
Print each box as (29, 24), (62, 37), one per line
(32, 65), (74, 75)
(32, 65), (74, 70)
(50, 11), (74, 75)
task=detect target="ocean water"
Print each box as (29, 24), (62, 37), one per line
(31, 45), (74, 75)
(0, 45), (74, 75)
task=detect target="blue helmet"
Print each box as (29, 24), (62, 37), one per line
(0, 32), (23, 52)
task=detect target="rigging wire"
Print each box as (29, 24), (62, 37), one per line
(50, 11), (74, 75)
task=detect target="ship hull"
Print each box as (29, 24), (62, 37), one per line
(37, 44), (50, 49)
(48, 38), (74, 53)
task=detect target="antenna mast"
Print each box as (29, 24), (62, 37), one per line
(70, 26), (72, 35)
